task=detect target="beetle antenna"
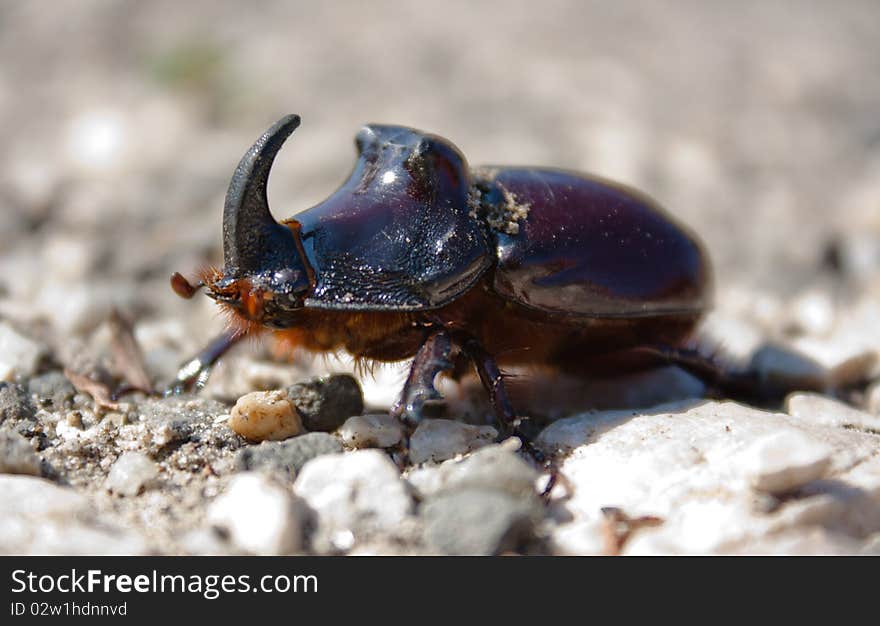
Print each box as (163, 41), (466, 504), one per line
(170, 272), (204, 299)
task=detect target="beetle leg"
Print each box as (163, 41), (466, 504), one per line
(636, 344), (818, 405)
(165, 329), (243, 395)
(454, 335), (518, 437)
(454, 333), (559, 495)
(391, 329), (454, 426)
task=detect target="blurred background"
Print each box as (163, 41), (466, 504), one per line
(1, 0), (879, 398)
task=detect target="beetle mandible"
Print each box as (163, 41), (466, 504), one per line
(169, 114), (825, 462)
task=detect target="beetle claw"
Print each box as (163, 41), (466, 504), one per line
(390, 392), (440, 427)
(392, 330), (454, 426)
(164, 360), (212, 396)
(507, 428), (567, 500)
(165, 329), (244, 396)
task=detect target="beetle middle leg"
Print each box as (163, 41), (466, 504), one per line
(391, 328), (560, 494)
(452, 331), (560, 494)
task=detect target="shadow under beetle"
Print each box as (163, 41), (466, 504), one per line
(169, 114), (841, 474)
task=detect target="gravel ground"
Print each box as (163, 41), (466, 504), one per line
(1, 0), (880, 555)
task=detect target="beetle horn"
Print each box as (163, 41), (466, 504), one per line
(222, 114), (301, 274)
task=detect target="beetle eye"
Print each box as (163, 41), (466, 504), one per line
(268, 268), (311, 300)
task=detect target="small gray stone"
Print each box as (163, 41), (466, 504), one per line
(408, 419), (497, 464)
(0, 383), (36, 425)
(422, 487), (540, 555)
(28, 371), (77, 410)
(138, 396), (241, 453)
(748, 344), (828, 393)
(339, 414), (404, 449)
(287, 374), (364, 432)
(106, 451), (159, 496)
(0, 429), (41, 475)
(406, 444), (539, 500)
(235, 432), (343, 479)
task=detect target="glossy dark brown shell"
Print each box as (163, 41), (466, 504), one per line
(290, 125), (493, 311)
(474, 167), (711, 319)
(286, 123), (710, 322)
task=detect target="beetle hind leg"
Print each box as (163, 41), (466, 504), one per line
(635, 343), (830, 406)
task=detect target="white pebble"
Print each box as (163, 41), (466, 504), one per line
(293, 450), (412, 546)
(229, 390), (303, 442)
(740, 430), (832, 494)
(35, 282), (132, 335)
(0, 321), (46, 381)
(339, 414), (404, 449)
(787, 289), (835, 336)
(105, 452), (158, 496)
(550, 520), (608, 556)
(536, 407), (640, 454)
(786, 392), (880, 432)
(65, 109), (127, 172)
(699, 311), (764, 360)
(0, 475), (150, 555)
(408, 419), (497, 464)
(208, 472), (304, 555)
(0, 475), (86, 516)
(543, 401), (880, 554)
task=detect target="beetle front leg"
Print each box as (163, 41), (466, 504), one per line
(391, 330), (454, 426)
(165, 329), (243, 395)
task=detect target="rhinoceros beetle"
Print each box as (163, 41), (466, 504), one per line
(169, 114), (826, 470)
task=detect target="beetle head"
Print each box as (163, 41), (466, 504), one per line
(184, 115), (315, 329)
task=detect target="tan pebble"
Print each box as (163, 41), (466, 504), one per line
(66, 411), (83, 428)
(104, 412), (127, 426)
(229, 390), (303, 442)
